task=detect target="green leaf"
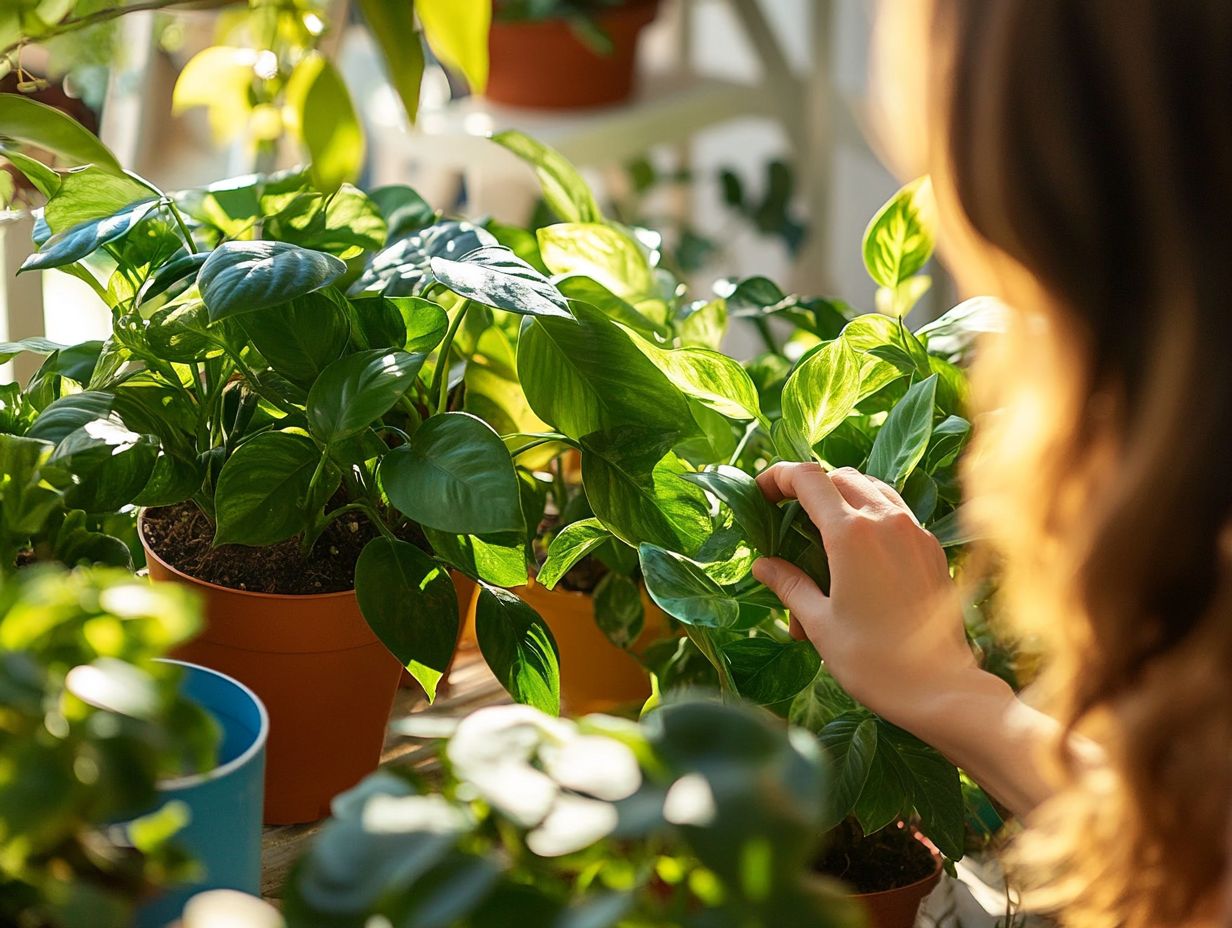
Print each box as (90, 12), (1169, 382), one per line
(681, 465), (779, 557)
(723, 638), (821, 705)
(817, 713), (877, 829)
(581, 428), (711, 553)
(356, 221), (496, 296)
(199, 241), (346, 322)
(355, 538), (459, 701)
(518, 302), (694, 440)
(629, 335), (761, 422)
(42, 166), (155, 235)
(424, 527), (529, 587)
(381, 412), (525, 535)
(285, 53), (364, 193)
(21, 200), (159, 272)
(555, 276), (668, 339)
(867, 720), (964, 859)
(307, 349), (427, 444)
(778, 338), (862, 460)
(491, 130), (603, 224)
(355, 0), (426, 123)
(927, 506), (977, 548)
(862, 177), (936, 289)
(0, 337), (65, 365)
(239, 290), (350, 387)
(396, 297), (450, 352)
(135, 252), (209, 309)
(213, 430), (337, 546)
(0, 93), (123, 174)
(537, 518), (613, 589)
(638, 543), (741, 628)
(417, 0), (490, 92)
(370, 185), (436, 241)
(537, 223), (653, 301)
(146, 299), (228, 363)
(0, 433), (62, 534)
(865, 374), (938, 489)
(475, 584), (560, 714)
(0, 145), (60, 199)
(593, 572), (644, 649)
(430, 245), (571, 318)
(43, 414), (158, 513)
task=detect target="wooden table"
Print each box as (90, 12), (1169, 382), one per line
(259, 647), (507, 900)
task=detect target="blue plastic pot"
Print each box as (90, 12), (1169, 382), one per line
(134, 660), (269, 928)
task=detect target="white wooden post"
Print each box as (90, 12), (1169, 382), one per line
(1, 211), (45, 384)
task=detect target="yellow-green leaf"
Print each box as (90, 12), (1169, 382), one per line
(285, 53), (365, 194)
(172, 47), (259, 143)
(416, 0), (490, 93)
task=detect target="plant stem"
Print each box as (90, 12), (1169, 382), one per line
(727, 420), (759, 466)
(430, 300), (471, 415)
(752, 316), (778, 355)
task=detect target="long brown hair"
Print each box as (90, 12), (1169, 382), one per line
(874, 2), (1232, 926)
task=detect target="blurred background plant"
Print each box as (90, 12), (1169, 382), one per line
(0, 566), (218, 928)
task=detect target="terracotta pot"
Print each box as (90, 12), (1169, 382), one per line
(140, 518), (401, 825)
(486, 0), (660, 109)
(400, 570), (477, 689)
(465, 578), (669, 716)
(852, 851), (943, 928)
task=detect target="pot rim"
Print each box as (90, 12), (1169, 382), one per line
(138, 510), (357, 602)
(850, 846), (944, 901)
(154, 659), (270, 790)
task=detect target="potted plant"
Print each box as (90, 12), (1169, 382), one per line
(283, 698), (862, 928)
(0, 565), (238, 928)
(487, 0), (661, 108)
(4, 99), (582, 822)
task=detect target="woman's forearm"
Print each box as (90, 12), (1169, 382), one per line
(900, 667), (1064, 818)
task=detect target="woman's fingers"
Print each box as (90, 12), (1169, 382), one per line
(864, 474), (922, 524)
(756, 462), (852, 526)
(751, 557), (830, 644)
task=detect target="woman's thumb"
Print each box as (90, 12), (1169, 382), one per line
(751, 557), (828, 627)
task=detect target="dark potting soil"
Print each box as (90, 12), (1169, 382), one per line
(142, 501), (383, 595)
(814, 823), (937, 894)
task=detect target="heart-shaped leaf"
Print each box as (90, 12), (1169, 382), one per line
(630, 334), (762, 423)
(424, 527), (529, 587)
(381, 412), (525, 536)
(356, 537), (459, 701)
(21, 200), (160, 273)
(213, 430), (337, 546)
(239, 289), (350, 387)
(537, 518), (613, 590)
(638, 543), (741, 628)
(199, 241), (346, 322)
(285, 53), (364, 194)
(778, 338), (862, 461)
(537, 223), (653, 301)
(307, 349), (426, 445)
(862, 177), (936, 289)
(475, 584), (560, 715)
(593, 572), (644, 650)
(354, 221), (496, 297)
(430, 245), (571, 318)
(722, 638), (820, 705)
(492, 130), (602, 224)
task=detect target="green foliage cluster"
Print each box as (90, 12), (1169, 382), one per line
(0, 566), (218, 928)
(286, 699), (861, 928)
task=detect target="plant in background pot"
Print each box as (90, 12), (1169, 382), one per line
(487, 0), (661, 108)
(0, 566), (223, 928)
(284, 699), (861, 928)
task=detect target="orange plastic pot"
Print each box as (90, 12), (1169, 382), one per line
(852, 850), (943, 928)
(486, 1), (660, 109)
(140, 520), (401, 825)
(465, 579), (668, 716)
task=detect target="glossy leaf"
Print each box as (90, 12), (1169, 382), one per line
(723, 638), (821, 705)
(42, 166), (154, 235)
(537, 223), (653, 301)
(396, 297), (450, 352)
(239, 290), (350, 386)
(682, 466), (779, 557)
(430, 245), (571, 318)
(213, 430), (337, 546)
(199, 241), (346, 322)
(44, 416), (158, 513)
(778, 338), (862, 460)
(475, 585), (560, 714)
(307, 349), (426, 444)
(0, 337), (66, 365)
(581, 428), (711, 553)
(285, 54), (364, 193)
(537, 518), (613, 590)
(555, 276), (667, 339)
(865, 374), (937, 489)
(425, 528), (529, 587)
(862, 177), (936, 289)
(355, 221), (496, 297)
(817, 713), (877, 829)
(518, 302), (694, 440)
(356, 538), (459, 701)
(638, 544), (741, 628)
(0, 93), (123, 174)
(381, 413), (525, 535)
(630, 334), (761, 422)
(492, 130), (602, 224)
(21, 200), (159, 273)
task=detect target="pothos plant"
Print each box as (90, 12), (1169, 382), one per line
(285, 699), (860, 928)
(0, 566), (218, 928)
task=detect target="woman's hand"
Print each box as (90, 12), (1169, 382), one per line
(752, 462), (979, 733)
